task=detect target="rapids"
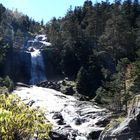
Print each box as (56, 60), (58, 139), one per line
(13, 86), (110, 140)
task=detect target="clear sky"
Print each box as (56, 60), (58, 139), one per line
(0, 0), (99, 23)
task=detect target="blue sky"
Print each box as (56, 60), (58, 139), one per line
(0, 0), (111, 23)
(0, 0), (99, 23)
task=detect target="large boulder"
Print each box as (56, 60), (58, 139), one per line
(37, 81), (61, 91)
(60, 86), (75, 95)
(49, 131), (68, 140)
(52, 112), (65, 125)
(38, 79), (76, 95)
(99, 95), (140, 140)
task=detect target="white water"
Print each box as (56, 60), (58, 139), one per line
(30, 49), (46, 84)
(27, 34), (48, 85)
(13, 86), (109, 139)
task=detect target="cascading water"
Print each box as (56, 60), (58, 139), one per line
(14, 86), (110, 140)
(26, 34), (51, 85)
(30, 49), (46, 84)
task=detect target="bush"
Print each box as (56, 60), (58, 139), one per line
(0, 76), (14, 92)
(0, 86), (9, 95)
(0, 94), (52, 140)
(94, 87), (105, 104)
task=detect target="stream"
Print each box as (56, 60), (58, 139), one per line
(13, 86), (110, 140)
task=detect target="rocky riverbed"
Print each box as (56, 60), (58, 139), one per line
(13, 86), (112, 140)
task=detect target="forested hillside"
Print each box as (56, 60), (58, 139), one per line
(45, 0), (140, 111)
(0, 0), (140, 111)
(1, 0), (140, 139)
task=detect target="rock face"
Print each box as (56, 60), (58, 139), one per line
(99, 95), (140, 140)
(4, 50), (31, 84)
(13, 86), (111, 140)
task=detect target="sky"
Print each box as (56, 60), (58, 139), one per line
(0, 0), (98, 23)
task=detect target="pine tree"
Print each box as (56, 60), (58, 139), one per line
(0, 4), (6, 22)
(76, 66), (89, 96)
(76, 54), (103, 97)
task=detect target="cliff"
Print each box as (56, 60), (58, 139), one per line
(4, 50), (31, 84)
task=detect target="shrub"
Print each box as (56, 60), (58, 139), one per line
(0, 76), (14, 92)
(0, 94), (52, 140)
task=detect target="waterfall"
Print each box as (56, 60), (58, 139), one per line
(25, 34), (51, 85)
(30, 49), (47, 84)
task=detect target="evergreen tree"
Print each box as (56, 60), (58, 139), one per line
(76, 54), (103, 97)
(0, 4), (6, 22)
(130, 49), (140, 94)
(76, 66), (89, 96)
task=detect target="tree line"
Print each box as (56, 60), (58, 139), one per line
(46, 0), (140, 111)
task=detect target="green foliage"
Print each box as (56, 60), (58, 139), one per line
(76, 66), (89, 96)
(130, 50), (140, 94)
(94, 86), (108, 104)
(0, 94), (52, 140)
(61, 48), (79, 77)
(0, 4), (6, 22)
(0, 76), (14, 92)
(45, 0), (140, 103)
(76, 54), (103, 98)
(94, 58), (131, 111)
(0, 39), (10, 63)
(104, 117), (125, 131)
(0, 86), (9, 95)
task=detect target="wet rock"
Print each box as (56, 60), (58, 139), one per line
(99, 95), (140, 140)
(50, 125), (86, 140)
(79, 95), (89, 101)
(88, 130), (102, 139)
(49, 131), (68, 140)
(37, 80), (48, 87)
(38, 81), (61, 91)
(75, 118), (82, 125)
(52, 112), (63, 120)
(61, 80), (66, 86)
(16, 82), (30, 88)
(26, 100), (35, 107)
(60, 86), (75, 95)
(38, 79), (76, 95)
(52, 112), (65, 125)
(74, 118), (86, 125)
(95, 117), (111, 127)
